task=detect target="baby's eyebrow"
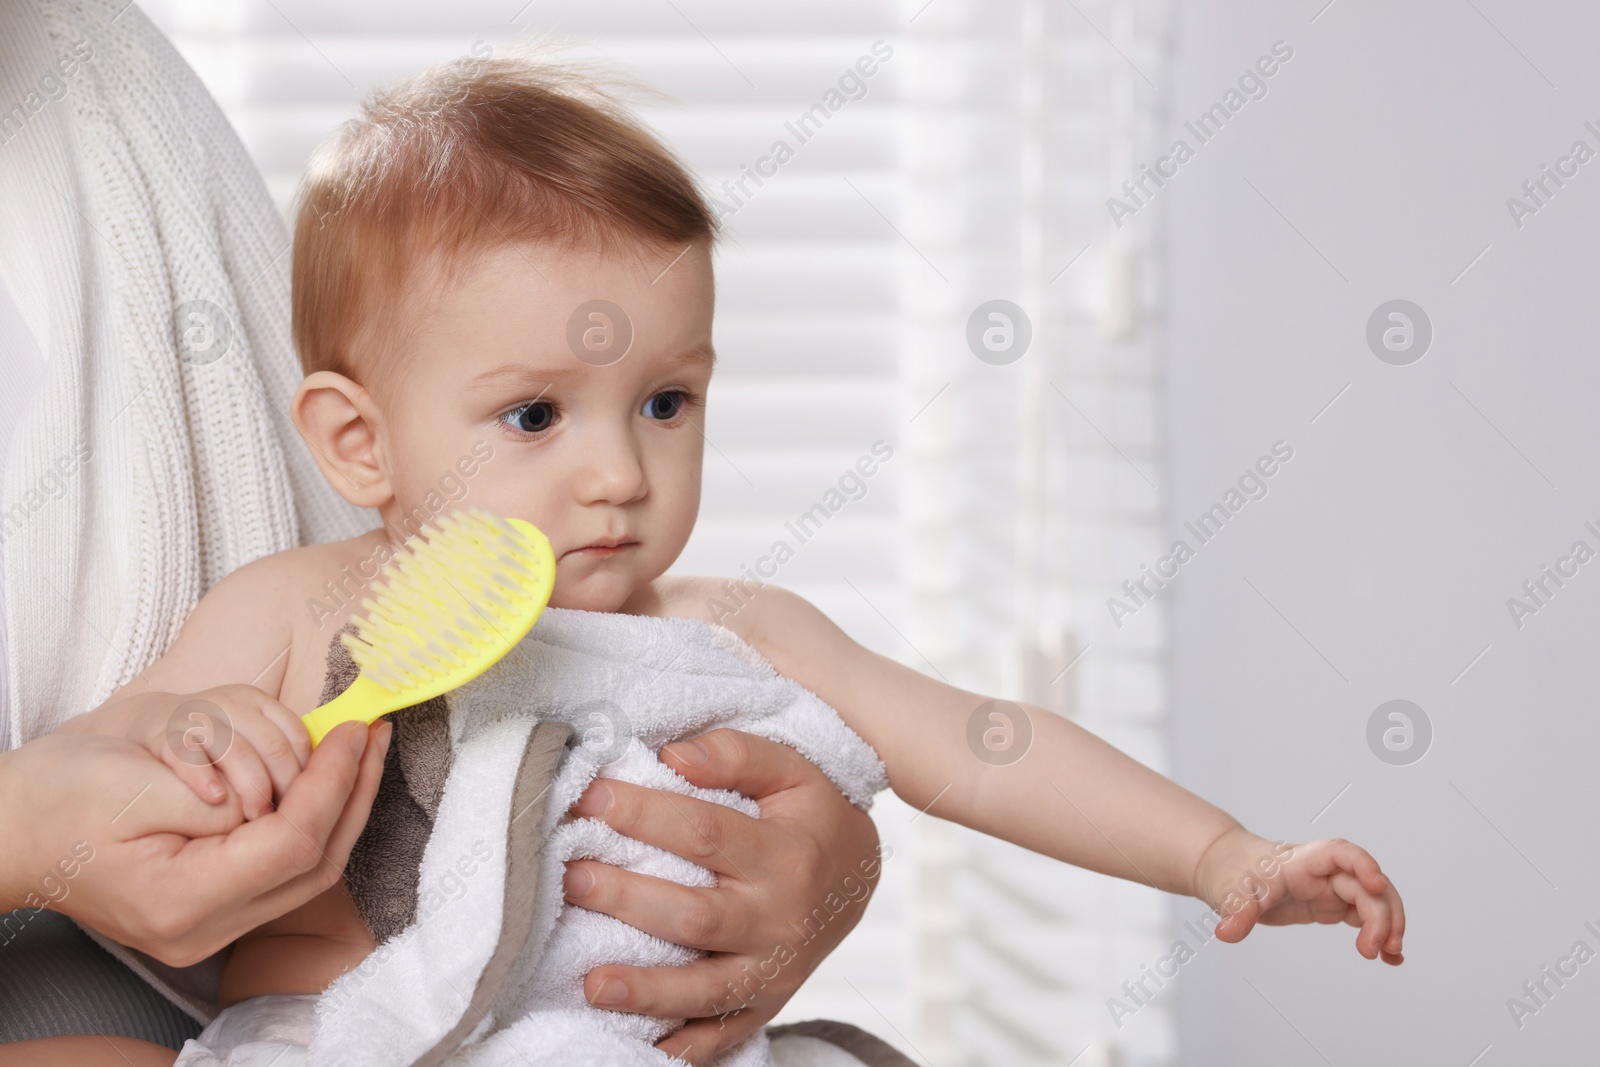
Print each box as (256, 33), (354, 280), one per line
(465, 345), (715, 394)
(464, 362), (577, 393)
(669, 345), (716, 368)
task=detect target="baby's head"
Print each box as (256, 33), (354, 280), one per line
(288, 53), (719, 612)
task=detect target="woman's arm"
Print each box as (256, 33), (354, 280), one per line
(0, 720), (387, 966)
(0, 543), (395, 963)
(562, 731), (881, 1065)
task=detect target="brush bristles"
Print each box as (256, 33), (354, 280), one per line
(340, 508), (547, 693)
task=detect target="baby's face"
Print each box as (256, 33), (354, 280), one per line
(373, 239), (715, 612)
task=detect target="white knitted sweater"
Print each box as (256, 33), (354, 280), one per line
(0, 0), (369, 746)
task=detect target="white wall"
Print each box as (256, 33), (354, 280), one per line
(1160, 2), (1600, 1064)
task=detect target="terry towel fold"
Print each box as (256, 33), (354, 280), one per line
(176, 607), (889, 1067)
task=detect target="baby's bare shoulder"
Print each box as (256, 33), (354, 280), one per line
(180, 530), (393, 706)
(629, 576), (857, 682)
(210, 531), (387, 605)
(115, 532), (393, 702)
(623, 574), (729, 625)
(624, 574), (769, 631)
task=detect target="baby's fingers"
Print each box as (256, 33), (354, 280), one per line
(1301, 838), (1389, 897)
(160, 716), (231, 806)
(1338, 841), (1391, 898)
(231, 706), (312, 802)
(1213, 892), (1263, 944)
(214, 743), (277, 821)
(1331, 871), (1392, 962)
(1315, 839), (1404, 963)
(1380, 880), (1406, 964)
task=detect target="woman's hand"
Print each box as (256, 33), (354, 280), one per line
(562, 729), (884, 1065)
(60, 685), (315, 821)
(0, 719), (389, 967)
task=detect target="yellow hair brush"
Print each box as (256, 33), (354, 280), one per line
(301, 507), (557, 747)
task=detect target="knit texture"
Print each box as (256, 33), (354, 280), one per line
(0, 0), (371, 745)
(0, 909), (200, 1047)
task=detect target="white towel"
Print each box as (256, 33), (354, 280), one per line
(177, 607), (887, 1067)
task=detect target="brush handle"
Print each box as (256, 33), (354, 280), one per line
(301, 674), (396, 747)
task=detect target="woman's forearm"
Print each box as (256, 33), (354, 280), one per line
(0, 743), (105, 917)
(0, 722), (388, 965)
(0, 745), (42, 912)
(52, 691), (157, 736)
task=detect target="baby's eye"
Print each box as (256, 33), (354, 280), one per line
(642, 390), (689, 422)
(500, 401), (557, 435)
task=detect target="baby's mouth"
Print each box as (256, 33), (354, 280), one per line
(562, 539), (638, 559)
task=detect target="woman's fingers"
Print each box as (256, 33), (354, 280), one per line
(657, 1013), (769, 1066)
(570, 727), (884, 1043)
(142, 722), (384, 965)
(582, 955), (770, 1020)
(572, 778), (764, 879)
(660, 729), (822, 799)
(563, 860), (750, 952)
(266, 719), (382, 831)
(591, 955), (788, 1063)
(316, 719), (391, 869)
(241, 720), (391, 917)
(176, 722), (386, 935)
(26, 725), (383, 967)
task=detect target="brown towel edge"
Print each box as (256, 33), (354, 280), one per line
(408, 719), (573, 1067)
(766, 1019), (923, 1067)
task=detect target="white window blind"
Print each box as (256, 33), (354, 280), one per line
(138, 1), (1174, 1062)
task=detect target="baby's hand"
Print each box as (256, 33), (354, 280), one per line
(1193, 828), (1405, 965)
(79, 685), (313, 820)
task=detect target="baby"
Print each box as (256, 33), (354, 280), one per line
(41, 51), (1403, 1065)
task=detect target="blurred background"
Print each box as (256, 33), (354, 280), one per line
(137, 0), (1598, 1063)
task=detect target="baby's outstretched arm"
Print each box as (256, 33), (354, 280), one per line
(733, 586), (1404, 965)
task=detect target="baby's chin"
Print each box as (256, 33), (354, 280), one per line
(546, 569), (644, 614)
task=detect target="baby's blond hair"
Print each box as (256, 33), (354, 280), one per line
(292, 46), (718, 386)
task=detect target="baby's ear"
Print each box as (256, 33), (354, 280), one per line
(291, 371), (393, 509)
